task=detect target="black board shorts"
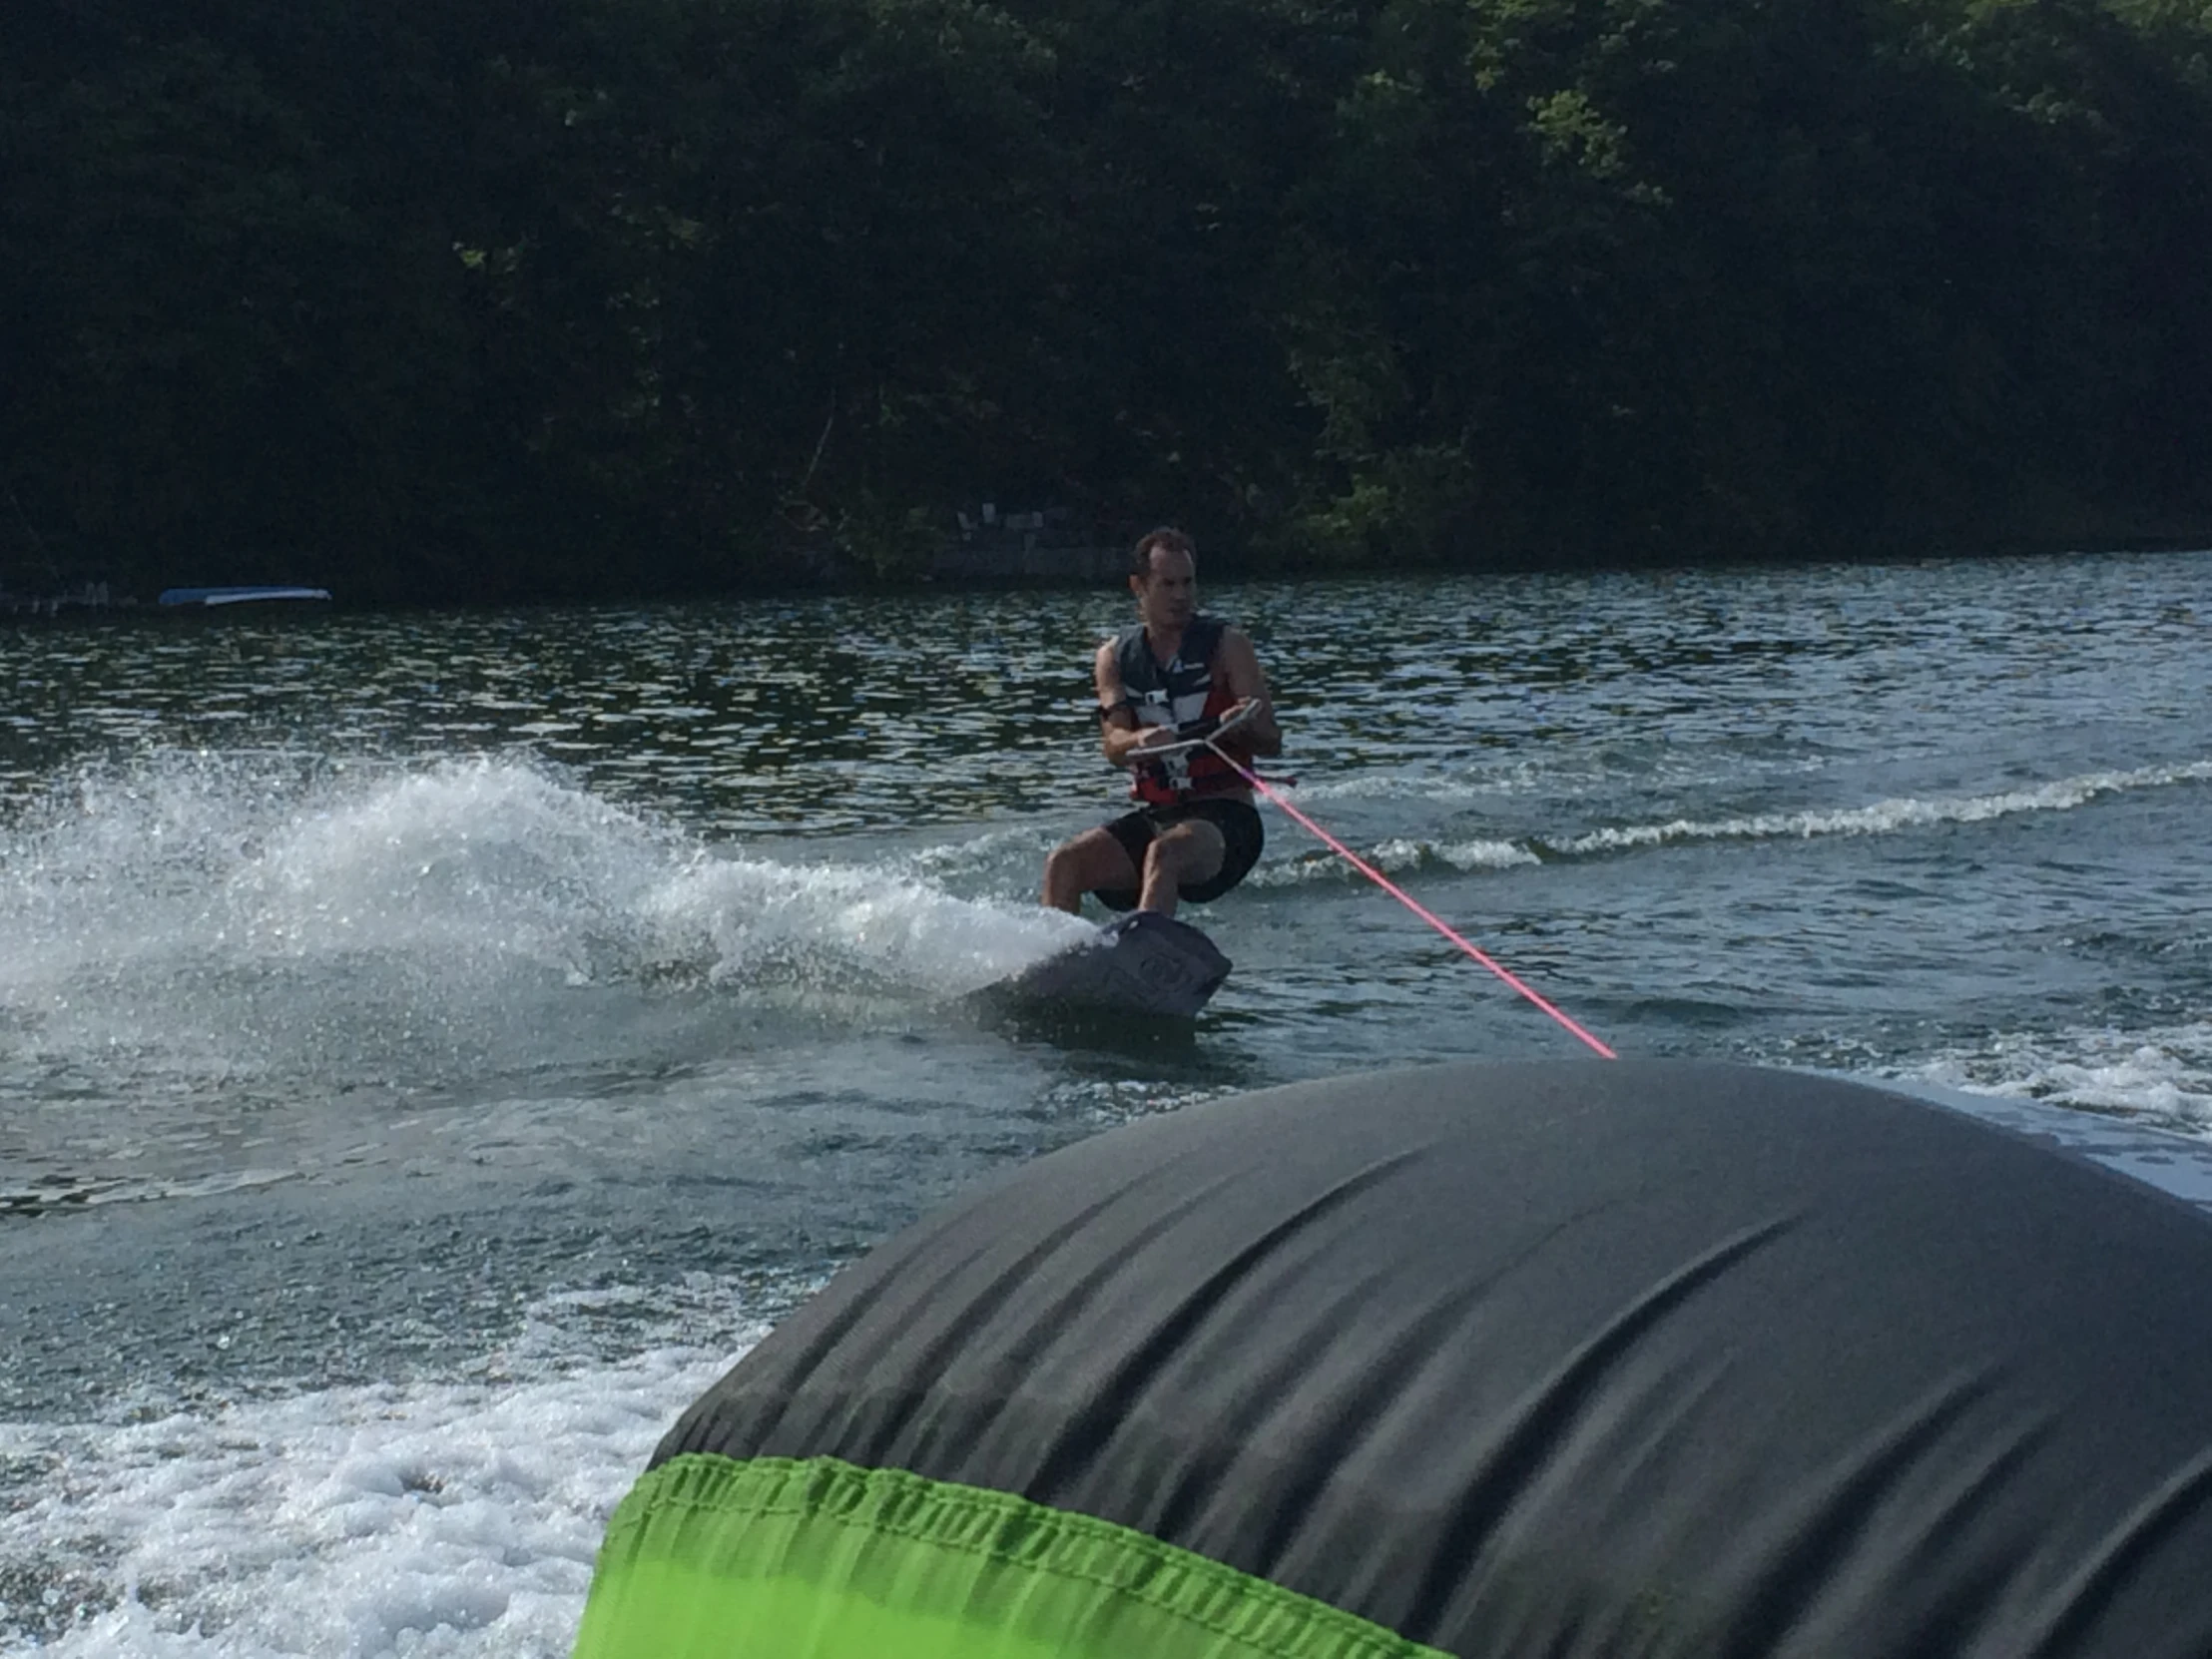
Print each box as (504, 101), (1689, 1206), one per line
(1094, 798), (1266, 911)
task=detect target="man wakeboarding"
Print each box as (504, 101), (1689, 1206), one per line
(1042, 527), (1282, 918)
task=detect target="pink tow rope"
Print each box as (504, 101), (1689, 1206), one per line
(1208, 741), (1618, 1060)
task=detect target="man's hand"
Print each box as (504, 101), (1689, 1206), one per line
(1207, 698), (1269, 750)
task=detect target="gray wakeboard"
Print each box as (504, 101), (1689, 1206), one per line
(979, 912), (1232, 1019)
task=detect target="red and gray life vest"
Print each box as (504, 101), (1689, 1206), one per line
(1111, 616), (1242, 806)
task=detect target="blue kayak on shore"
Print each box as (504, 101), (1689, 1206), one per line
(158, 586), (331, 607)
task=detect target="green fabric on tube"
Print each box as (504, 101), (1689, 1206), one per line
(572, 1454), (1449, 1659)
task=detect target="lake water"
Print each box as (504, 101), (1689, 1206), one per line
(3, 551), (2209, 1654)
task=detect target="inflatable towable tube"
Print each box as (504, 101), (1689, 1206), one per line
(574, 1061), (2212, 1658)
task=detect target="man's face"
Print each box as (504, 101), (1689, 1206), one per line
(1133, 547), (1197, 629)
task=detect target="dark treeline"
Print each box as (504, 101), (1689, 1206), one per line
(3, 0), (2209, 604)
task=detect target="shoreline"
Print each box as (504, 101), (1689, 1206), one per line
(6, 534), (2209, 619)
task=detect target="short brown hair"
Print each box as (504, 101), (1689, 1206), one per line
(1130, 526), (1195, 581)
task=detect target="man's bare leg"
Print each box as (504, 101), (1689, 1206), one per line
(1042, 829), (1140, 912)
(1136, 821), (1226, 917)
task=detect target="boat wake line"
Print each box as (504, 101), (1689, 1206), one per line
(1555, 758), (2212, 856)
(1247, 758), (2212, 885)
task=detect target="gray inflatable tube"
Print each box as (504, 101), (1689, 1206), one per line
(576, 1061), (2212, 1659)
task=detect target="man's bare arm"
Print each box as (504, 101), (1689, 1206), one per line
(1094, 641), (1159, 769)
(1215, 629), (1283, 758)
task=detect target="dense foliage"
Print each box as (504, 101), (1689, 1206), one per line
(4, 0), (2208, 601)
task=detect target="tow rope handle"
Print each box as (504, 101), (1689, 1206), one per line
(1127, 698), (1263, 761)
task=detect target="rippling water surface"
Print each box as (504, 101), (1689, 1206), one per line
(3, 552), (2208, 1654)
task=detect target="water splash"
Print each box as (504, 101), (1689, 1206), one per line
(0, 753), (1083, 1100)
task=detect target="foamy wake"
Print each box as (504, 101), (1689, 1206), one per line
(1901, 1021), (2212, 1133)
(1284, 744), (1836, 805)
(1249, 758), (2212, 883)
(1557, 760), (2212, 856)
(1246, 836), (1539, 886)
(0, 1288), (764, 1658)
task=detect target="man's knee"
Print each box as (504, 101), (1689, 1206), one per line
(1056, 829), (1136, 889)
(1044, 837), (1089, 889)
(1146, 822), (1225, 882)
